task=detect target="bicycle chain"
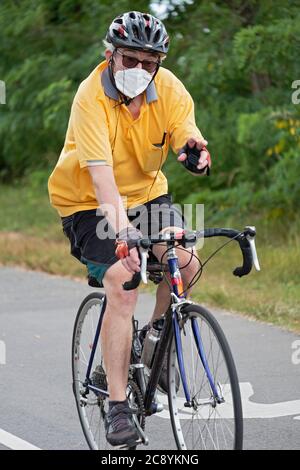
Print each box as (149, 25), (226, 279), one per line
(127, 380), (146, 431)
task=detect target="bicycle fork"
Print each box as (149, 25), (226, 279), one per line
(173, 307), (224, 406)
(166, 244), (223, 406)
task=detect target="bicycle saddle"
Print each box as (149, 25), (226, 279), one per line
(87, 251), (169, 288)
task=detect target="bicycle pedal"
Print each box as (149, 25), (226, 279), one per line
(134, 425), (149, 446)
(153, 401), (164, 413)
(146, 400), (164, 415)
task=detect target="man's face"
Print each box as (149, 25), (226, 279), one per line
(107, 48), (161, 75)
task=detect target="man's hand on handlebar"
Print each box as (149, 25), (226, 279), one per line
(116, 226), (142, 274)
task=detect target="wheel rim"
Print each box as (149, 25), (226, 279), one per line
(169, 311), (242, 450)
(72, 296), (111, 450)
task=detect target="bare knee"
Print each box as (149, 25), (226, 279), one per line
(102, 261), (139, 313)
(177, 249), (200, 285)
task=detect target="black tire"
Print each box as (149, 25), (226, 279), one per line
(167, 303), (243, 450)
(72, 292), (108, 450)
(72, 292), (145, 450)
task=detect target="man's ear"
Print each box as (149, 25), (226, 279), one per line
(105, 50), (113, 63)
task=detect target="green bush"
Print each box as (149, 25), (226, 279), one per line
(0, 0), (299, 221)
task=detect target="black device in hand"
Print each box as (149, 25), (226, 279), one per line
(180, 144), (210, 175)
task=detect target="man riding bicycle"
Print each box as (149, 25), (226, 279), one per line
(48, 10), (211, 448)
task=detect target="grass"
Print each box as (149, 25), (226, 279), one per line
(192, 237), (300, 332)
(0, 179), (299, 333)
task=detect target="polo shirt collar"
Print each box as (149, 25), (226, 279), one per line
(101, 66), (158, 103)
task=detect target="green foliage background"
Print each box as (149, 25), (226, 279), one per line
(0, 0), (300, 224)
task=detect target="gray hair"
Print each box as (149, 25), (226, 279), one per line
(102, 39), (115, 54)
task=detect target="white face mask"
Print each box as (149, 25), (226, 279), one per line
(114, 68), (153, 99)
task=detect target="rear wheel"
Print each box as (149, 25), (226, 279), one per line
(168, 304), (243, 450)
(72, 292), (145, 450)
(72, 292), (109, 449)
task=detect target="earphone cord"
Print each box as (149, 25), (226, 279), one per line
(146, 146), (164, 204)
(109, 53), (163, 204)
(111, 101), (121, 155)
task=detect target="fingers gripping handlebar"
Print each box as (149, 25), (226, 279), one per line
(121, 239), (150, 291)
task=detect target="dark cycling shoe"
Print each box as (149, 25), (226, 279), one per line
(139, 323), (180, 395)
(105, 401), (139, 447)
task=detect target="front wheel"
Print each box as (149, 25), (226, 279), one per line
(168, 304), (243, 450)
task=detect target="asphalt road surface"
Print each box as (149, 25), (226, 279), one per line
(0, 267), (299, 450)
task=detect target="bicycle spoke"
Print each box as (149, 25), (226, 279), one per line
(79, 345), (88, 365)
(72, 294), (112, 450)
(168, 305), (243, 450)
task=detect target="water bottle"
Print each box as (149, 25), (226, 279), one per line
(141, 318), (164, 369)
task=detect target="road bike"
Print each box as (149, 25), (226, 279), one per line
(72, 226), (260, 450)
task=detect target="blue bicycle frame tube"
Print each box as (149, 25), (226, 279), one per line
(191, 317), (220, 399)
(85, 296), (109, 397)
(168, 257), (186, 299)
(168, 246), (220, 403)
(88, 384), (109, 397)
(168, 250), (191, 402)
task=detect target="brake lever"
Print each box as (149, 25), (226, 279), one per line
(245, 226), (261, 271)
(139, 246), (149, 284)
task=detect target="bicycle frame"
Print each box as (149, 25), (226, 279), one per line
(82, 242), (222, 405)
(82, 296), (109, 398)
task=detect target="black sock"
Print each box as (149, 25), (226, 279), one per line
(109, 399), (127, 410)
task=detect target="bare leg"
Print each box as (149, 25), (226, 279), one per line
(150, 277), (172, 323)
(101, 260), (138, 402)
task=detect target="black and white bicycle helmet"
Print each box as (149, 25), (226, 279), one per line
(106, 11), (169, 54)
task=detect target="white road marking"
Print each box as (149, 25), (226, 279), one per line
(1, 383), (299, 449)
(0, 340), (6, 365)
(156, 382), (300, 420)
(0, 429), (41, 450)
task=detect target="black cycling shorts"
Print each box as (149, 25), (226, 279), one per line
(62, 194), (185, 287)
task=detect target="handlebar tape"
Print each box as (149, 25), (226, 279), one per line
(122, 272), (141, 290)
(233, 238), (253, 277)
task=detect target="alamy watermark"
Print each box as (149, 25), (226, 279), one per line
(291, 340), (300, 365)
(0, 80), (6, 104)
(0, 340), (6, 365)
(95, 199), (205, 248)
(291, 80), (300, 105)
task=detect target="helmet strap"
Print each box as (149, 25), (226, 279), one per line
(108, 51), (128, 103)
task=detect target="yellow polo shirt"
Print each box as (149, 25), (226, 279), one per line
(48, 60), (203, 217)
